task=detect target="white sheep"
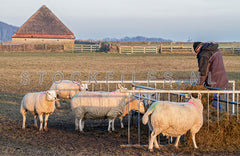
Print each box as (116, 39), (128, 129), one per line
(71, 84), (145, 132)
(20, 90), (57, 131)
(50, 80), (88, 108)
(142, 94), (203, 152)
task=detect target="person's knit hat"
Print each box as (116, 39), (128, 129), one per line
(193, 42), (202, 52)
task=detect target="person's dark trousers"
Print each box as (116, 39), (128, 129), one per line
(213, 93), (222, 111)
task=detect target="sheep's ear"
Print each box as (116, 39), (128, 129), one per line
(46, 91), (49, 94)
(198, 93), (202, 99)
(185, 93), (191, 99)
(118, 84), (123, 89)
(132, 86), (135, 90)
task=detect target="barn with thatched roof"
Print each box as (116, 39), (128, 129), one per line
(12, 5), (75, 44)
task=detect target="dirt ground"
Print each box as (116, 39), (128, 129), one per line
(0, 53), (239, 155)
(0, 93), (240, 156)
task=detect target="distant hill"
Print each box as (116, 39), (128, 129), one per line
(0, 21), (19, 42)
(103, 36), (172, 42)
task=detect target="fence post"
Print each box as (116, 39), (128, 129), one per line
(90, 45), (92, 52)
(131, 46), (133, 54)
(144, 47), (146, 53)
(119, 46), (121, 54)
(170, 42), (173, 53)
(155, 46), (157, 54)
(72, 44), (74, 53)
(160, 43), (162, 53)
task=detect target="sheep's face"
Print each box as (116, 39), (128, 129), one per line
(139, 101), (145, 114)
(188, 94), (203, 112)
(46, 90), (57, 101)
(80, 83), (88, 91)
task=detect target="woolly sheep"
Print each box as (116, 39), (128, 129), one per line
(20, 90), (57, 131)
(142, 94), (203, 152)
(50, 80), (88, 108)
(118, 96), (145, 128)
(71, 84), (144, 132)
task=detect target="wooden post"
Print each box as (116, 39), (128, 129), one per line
(155, 46), (157, 54)
(160, 43), (162, 53)
(144, 47), (146, 53)
(81, 44), (83, 52)
(131, 46), (133, 54)
(72, 44), (74, 53)
(119, 46), (121, 54)
(170, 42), (173, 53)
(90, 45), (92, 52)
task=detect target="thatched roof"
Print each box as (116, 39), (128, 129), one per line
(12, 5), (75, 39)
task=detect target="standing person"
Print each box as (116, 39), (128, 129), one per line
(193, 42), (229, 110)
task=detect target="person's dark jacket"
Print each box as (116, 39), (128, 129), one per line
(197, 43), (228, 89)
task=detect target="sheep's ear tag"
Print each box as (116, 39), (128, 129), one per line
(198, 93), (202, 99)
(118, 84), (123, 89)
(46, 91), (49, 94)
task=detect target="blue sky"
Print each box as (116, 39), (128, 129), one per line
(1, 0), (240, 42)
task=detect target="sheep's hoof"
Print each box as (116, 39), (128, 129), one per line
(149, 149), (154, 152)
(22, 127), (25, 130)
(155, 147), (160, 151)
(44, 128), (48, 132)
(108, 130), (112, 133)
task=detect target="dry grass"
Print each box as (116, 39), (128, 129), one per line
(0, 52), (239, 94)
(0, 52), (239, 155)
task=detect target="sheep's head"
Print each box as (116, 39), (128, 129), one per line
(188, 93), (203, 112)
(46, 90), (57, 101)
(117, 84), (129, 95)
(80, 83), (88, 91)
(139, 100), (145, 114)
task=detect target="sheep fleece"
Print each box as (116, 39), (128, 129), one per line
(143, 101), (203, 137)
(71, 91), (127, 120)
(21, 92), (55, 115)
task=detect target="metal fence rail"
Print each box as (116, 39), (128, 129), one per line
(121, 89), (240, 147)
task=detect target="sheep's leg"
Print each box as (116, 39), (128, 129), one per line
(79, 119), (84, 132)
(34, 114), (38, 129)
(174, 136), (181, 148)
(149, 131), (158, 152)
(153, 134), (160, 150)
(38, 114), (43, 131)
(56, 99), (60, 109)
(120, 118), (124, 128)
(108, 119), (114, 132)
(21, 109), (27, 129)
(191, 133), (198, 149)
(75, 118), (79, 131)
(44, 114), (49, 131)
(112, 119), (115, 131)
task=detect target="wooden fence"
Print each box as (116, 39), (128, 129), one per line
(118, 45), (240, 54)
(119, 46), (158, 54)
(70, 44), (100, 53)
